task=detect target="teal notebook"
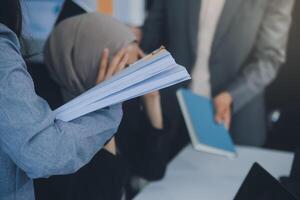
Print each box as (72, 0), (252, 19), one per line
(177, 89), (237, 158)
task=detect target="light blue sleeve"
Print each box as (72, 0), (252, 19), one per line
(0, 25), (123, 179)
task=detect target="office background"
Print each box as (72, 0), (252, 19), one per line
(22, 0), (300, 152)
(21, 0), (146, 40)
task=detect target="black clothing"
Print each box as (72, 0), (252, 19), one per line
(35, 98), (169, 200)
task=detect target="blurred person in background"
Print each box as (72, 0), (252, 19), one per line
(36, 13), (169, 200)
(141, 0), (294, 158)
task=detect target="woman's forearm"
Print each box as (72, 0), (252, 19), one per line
(143, 92), (164, 129)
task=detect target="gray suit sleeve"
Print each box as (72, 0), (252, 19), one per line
(227, 0), (294, 113)
(141, 0), (166, 53)
(0, 29), (123, 179)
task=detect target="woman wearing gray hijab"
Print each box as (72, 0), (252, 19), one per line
(39, 13), (169, 200)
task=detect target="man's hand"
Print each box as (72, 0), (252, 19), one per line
(214, 91), (233, 129)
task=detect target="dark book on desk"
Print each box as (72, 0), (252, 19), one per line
(280, 148), (300, 199)
(176, 89), (236, 158)
(234, 163), (298, 200)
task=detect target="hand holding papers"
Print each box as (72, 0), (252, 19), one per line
(54, 47), (191, 122)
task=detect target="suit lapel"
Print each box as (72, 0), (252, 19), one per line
(211, 0), (244, 55)
(187, 0), (201, 57)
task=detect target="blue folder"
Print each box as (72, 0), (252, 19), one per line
(177, 89), (236, 157)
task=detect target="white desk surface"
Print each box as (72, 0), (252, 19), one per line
(134, 145), (294, 200)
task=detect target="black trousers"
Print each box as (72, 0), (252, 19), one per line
(34, 149), (129, 200)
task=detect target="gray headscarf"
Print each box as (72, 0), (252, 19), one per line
(44, 12), (135, 102)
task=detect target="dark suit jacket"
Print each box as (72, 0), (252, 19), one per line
(141, 0), (294, 146)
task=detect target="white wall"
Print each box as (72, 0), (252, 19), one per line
(73, 0), (146, 26)
(22, 0), (146, 40)
(114, 0), (146, 26)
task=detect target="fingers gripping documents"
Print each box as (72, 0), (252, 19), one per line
(55, 47), (191, 122)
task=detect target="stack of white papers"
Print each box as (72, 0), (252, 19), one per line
(54, 47), (191, 122)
